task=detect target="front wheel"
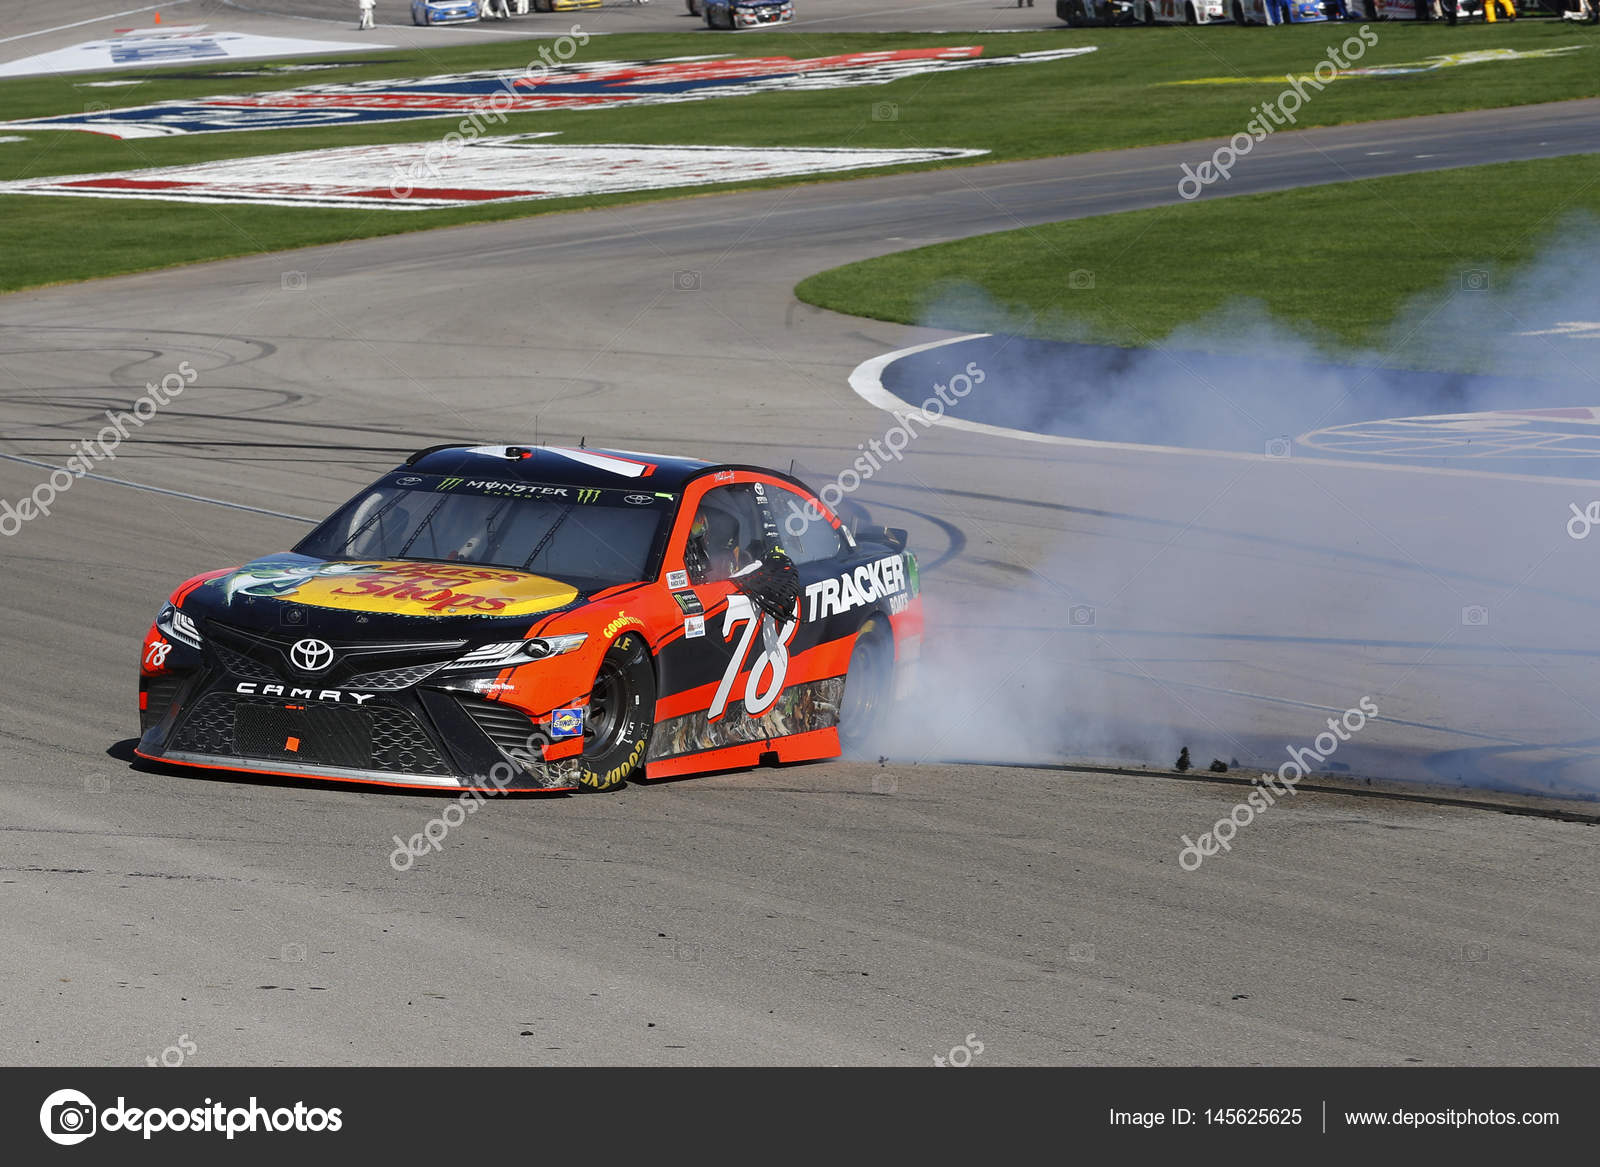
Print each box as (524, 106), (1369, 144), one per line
(838, 619), (893, 751)
(577, 632), (655, 792)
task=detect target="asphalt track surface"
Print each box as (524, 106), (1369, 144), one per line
(3, 8), (1600, 1063)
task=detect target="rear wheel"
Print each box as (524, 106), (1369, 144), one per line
(838, 619), (893, 751)
(577, 632), (655, 792)
(1185, 1), (1198, 20)
(1143, 2), (1156, 21)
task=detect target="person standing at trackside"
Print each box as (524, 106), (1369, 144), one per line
(1482, 0), (1516, 19)
(1015, 0), (1034, 7)
(1323, 0), (1348, 18)
(486, 0), (511, 17)
(358, 0), (376, 29)
(1562, 0), (1598, 21)
(1265, 0), (1290, 23)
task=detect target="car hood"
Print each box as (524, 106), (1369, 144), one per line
(183, 555), (586, 640)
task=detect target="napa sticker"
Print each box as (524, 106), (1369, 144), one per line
(222, 560), (578, 617)
(550, 707), (584, 738)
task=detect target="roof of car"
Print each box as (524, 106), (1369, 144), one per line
(402, 444), (720, 492)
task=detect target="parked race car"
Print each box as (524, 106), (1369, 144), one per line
(1058, 0), (1140, 23)
(703, 0), (795, 27)
(1138, 0), (1229, 21)
(1366, 0), (1493, 16)
(1232, 0), (1328, 21)
(531, 0), (602, 11)
(137, 445), (922, 794)
(412, 0), (480, 24)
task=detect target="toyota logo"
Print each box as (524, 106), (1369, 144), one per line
(289, 638), (334, 673)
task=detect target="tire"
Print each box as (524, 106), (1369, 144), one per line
(1185, 0), (1198, 20)
(838, 619), (893, 751)
(576, 631), (655, 792)
(1060, 0), (1082, 23)
(1233, 0), (1244, 20)
(1143, 2), (1156, 21)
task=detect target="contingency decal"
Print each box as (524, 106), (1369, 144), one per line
(0, 140), (989, 210)
(221, 560), (580, 617)
(0, 47), (1098, 137)
(0, 27), (385, 80)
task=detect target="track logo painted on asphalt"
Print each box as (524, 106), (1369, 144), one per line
(0, 47), (1097, 138)
(1169, 45), (1586, 85)
(0, 26), (385, 80)
(0, 140), (989, 210)
(1298, 408), (1600, 460)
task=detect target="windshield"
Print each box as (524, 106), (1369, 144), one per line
(294, 471), (675, 590)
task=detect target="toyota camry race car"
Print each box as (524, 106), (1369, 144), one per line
(703, 0), (795, 27)
(137, 445), (922, 794)
(412, 0), (480, 24)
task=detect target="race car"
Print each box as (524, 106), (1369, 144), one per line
(531, 0), (602, 11)
(703, 0), (795, 27)
(1058, 0), (1140, 23)
(412, 0), (480, 23)
(136, 445), (922, 795)
(1138, 0), (1229, 21)
(1231, 0), (1328, 21)
(1364, 0), (1492, 16)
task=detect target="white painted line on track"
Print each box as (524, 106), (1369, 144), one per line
(847, 334), (1600, 488)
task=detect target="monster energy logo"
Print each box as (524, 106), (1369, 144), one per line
(438, 477), (463, 490)
(576, 489), (601, 503)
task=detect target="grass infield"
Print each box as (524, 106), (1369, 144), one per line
(0, 25), (1596, 292)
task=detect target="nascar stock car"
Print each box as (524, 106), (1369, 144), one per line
(1231, 0), (1329, 21)
(1058, 0), (1140, 24)
(412, 0), (480, 23)
(137, 445), (922, 795)
(1138, 0), (1229, 22)
(703, 0), (796, 27)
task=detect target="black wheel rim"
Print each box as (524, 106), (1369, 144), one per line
(585, 659), (629, 755)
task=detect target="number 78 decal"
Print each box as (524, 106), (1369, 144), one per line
(707, 593), (800, 722)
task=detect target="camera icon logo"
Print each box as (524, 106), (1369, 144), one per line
(1068, 604), (1095, 627)
(871, 101), (899, 122)
(281, 270), (307, 292)
(40, 1089), (97, 1145)
(672, 270), (701, 291)
(1265, 437), (1292, 459)
(1461, 605), (1490, 627)
(1461, 269), (1490, 292)
(1068, 269), (1095, 290)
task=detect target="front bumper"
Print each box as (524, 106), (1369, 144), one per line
(139, 662), (579, 793)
